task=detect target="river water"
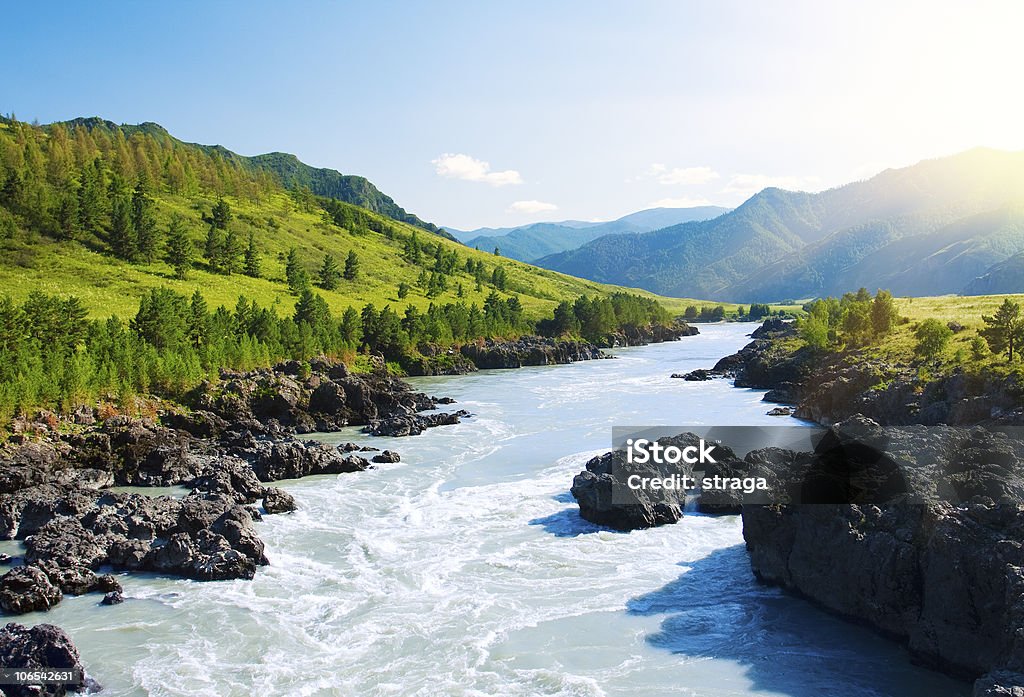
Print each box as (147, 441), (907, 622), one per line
(23, 324), (968, 696)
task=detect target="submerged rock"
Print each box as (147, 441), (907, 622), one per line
(371, 450), (401, 464)
(101, 590), (124, 605)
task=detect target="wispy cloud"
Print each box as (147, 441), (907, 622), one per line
(630, 163), (720, 185)
(648, 196), (714, 208)
(507, 200), (558, 214)
(722, 174), (821, 197)
(432, 153), (522, 186)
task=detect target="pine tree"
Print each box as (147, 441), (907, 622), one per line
(131, 181), (159, 262)
(165, 214), (192, 280)
(397, 282), (410, 299)
(188, 289), (209, 348)
(343, 250), (359, 281)
(77, 159), (106, 236)
(285, 247), (309, 294)
(981, 299), (1024, 362)
(109, 194), (135, 260)
(491, 266), (507, 290)
(204, 225), (223, 272)
(222, 229), (243, 275)
(243, 232), (261, 278)
(340, 306), (362, 345)
(319, 253), (341, 290)
(211, 197), (232, 230)
(55, 190), (81, 241)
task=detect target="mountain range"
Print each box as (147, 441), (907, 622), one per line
(448, 206), (729, 262)
(535, 148), (1024, 301)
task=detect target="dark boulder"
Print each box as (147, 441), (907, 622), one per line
(371, 450), (401, 464)
(0, 622), (95, 696)
(0, 566), (62, 614)
(236, 439), (371, 481)
(366, 410), (470, 437)
(101, 590), (124, 605)
(262, 488), (297, 514)
(570, 434), (722, 530)
(974, 671), (1024, 696)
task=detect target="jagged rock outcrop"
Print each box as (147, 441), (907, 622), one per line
(262, 488), (296, 514)
(366, 410), (470, 437)
(0, 622), (96, 696)
(460, 337), (607, 369)
(601, 321), (698, 347)
(570, 434), (738, 529)
(195, 358), (458, 434)
(742, 416), (1024, 686)
(697, 318), (1024, 426)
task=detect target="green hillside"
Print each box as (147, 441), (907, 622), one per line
(0, 115), (724, 420)
(57, 117), (445, 236)
(0, 116), (703, 319)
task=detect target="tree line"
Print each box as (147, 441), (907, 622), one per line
(0, 286), (672, 421)
(0, 116), (276, 245)
(799, 290), (1024, 364)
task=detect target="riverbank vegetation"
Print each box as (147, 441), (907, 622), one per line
(796, 289), (1024, 380)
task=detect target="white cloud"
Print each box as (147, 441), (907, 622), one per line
(722, 174), (821, 197)
(648, 196), (714, 208)
(432, 153), (522, 186)
(507, 200), (559, 214)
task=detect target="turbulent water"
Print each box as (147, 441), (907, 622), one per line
(23, 324), (968, 696)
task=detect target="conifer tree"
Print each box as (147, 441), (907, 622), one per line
(285, 247), (309, 294)
(211, 197), (232, 230)
(188, 289), (209, 348)
(109, 194), (135, 260)
(55, 190), (81, 241)
(319, 253), (341, 290)
(243, 232), (261, 278)
(981, 298), (1024, 362)
(204, 225), (223, 272)
(222, 229), (243, 275)
(165, 214), (192, 280)
(343, 250), (359, 281)
(131, 181), (159, 262)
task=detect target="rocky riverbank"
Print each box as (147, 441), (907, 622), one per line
(0, 357), (459, 694)
(684, 317), (1024, 427)
(741, 416), (1024, 695)
(575, 315), (1024, 695)
(569, 415), (1024, 693)
(410, 321), (698, 375)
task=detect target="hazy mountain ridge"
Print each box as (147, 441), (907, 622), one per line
(457, 206), (729, 262)
(963, 248), (1024, 295)
(536, 149), (1024, 300)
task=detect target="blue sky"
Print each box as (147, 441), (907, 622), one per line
(4, 1), (1023, 229)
